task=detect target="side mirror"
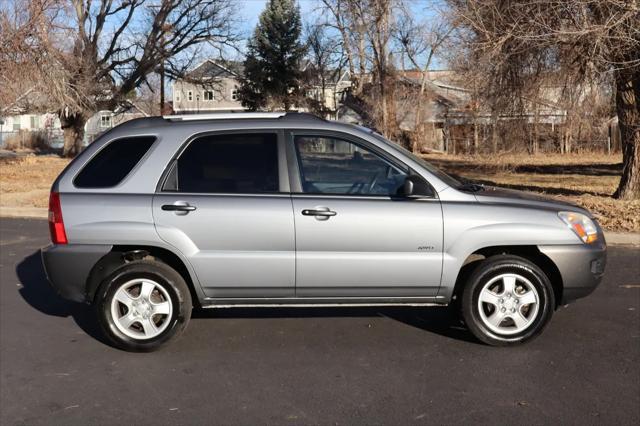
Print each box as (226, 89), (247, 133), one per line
(402, 175), (434, 198)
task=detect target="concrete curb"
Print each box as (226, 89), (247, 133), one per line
(604, 232), (640, 246)
(0, 207), (48, 219)
(1, 207), (639, 246)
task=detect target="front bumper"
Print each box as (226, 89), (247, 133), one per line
(41, 244), (112, 303)
(538, 240), (607, 305)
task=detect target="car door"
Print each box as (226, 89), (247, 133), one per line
(288, 131), (443, 298)
(153, 130), (295, 298)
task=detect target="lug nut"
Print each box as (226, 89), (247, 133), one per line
(500, 307), (506, 313)
(511, 308), (516, 313)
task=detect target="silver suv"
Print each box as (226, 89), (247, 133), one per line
(41, 112), (606, 351)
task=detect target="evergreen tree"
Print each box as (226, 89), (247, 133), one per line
(238, 0), (306, 111)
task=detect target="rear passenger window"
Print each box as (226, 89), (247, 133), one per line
(172, 133), (279, 193)
(74, 137), (156, 188)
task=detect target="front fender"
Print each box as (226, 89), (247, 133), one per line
(437, 203), (581, 300)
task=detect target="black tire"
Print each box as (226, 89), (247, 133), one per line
(95, 260), (192, 352)
(461, 255), (555, 346)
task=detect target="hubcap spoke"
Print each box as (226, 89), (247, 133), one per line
(479, 288), (501, 307)
(510, 310), (530, 329)
(139, 281), (155, 301)
(140, 318), (159, 336)
(118, 312), (138, 329)
(487, 311), (505, 327)
(152, 301), (171, 315)
(114, 288), (135, 309)
(502, 275), (516, 295)
(519, 290), (537, 306)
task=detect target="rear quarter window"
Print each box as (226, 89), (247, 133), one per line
(74, 136), (156, 188)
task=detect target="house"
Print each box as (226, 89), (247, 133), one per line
(0, 103), (149, 149)
(172, 60), (245, 114)
(303, 67), (352, 118)
(171, 60), (354, 117)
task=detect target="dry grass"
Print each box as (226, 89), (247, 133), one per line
(0, 156), (69, 208)
(0, 153), (638, 232)
(422, 152), (639, 232)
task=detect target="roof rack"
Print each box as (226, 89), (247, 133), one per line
(163, 112), (287, 121)
(162, 111), (326, 122)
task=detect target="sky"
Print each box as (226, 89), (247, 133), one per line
(235, 0), (445, 69)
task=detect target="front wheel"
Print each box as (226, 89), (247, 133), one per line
(461, 255), (555, 346)
(95, 260), (192, 352)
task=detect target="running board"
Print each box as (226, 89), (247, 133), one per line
(200, 297), (447, 309)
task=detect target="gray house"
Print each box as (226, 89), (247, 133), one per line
(172, 60), (245, 114)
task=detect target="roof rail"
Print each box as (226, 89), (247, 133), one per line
(163, 112), (287, 121)
(163, 111), (326, 122)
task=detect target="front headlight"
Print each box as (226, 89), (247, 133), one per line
(558, 211), (599, 244)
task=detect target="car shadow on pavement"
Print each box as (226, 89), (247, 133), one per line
(16, 250), (479, 346)
(193, 305), (479, 344)
(16, 251), (109, 345)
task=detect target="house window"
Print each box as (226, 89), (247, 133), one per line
(100, 114), (112, 128)
(30, 115), (39, 129)
(231, 86), (238, 101)
(13, 121), (20, 131)
(203, 91), (214, 101)
(188, 91), (193, 101)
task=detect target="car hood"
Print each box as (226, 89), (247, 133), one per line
(472, 186), (590, 215)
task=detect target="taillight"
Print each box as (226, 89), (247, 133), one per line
(48, 191), (68, 244)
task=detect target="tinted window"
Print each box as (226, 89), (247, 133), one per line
(175, 133), (279, 193)
(74, 136), (156, 188)
(295, 135), (407, 195)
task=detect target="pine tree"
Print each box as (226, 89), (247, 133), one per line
(238, 0), (306, 111)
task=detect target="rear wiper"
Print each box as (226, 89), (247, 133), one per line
(459, 182), (485, 192)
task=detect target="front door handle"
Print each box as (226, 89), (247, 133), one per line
(301, 207), (337, 219)
(162, 203), (197, 214)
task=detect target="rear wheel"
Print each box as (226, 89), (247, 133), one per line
(95, 260), (192, 351)
(461, 255), (554, 346)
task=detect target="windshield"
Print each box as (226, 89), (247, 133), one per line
(362, 128), (462, 189)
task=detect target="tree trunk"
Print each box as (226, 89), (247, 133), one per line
(614, 70), (640, 200)
(59, 110), (87, 157)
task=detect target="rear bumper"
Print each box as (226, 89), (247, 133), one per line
(41, 244), (112, 303)
(538, 241), (607, 305)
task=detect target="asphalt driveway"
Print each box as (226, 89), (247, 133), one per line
(1, 218), (638, 425)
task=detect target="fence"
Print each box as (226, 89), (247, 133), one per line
(0, 128), (65, 150)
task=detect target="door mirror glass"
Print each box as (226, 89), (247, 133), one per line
(403, 175), (434, 198)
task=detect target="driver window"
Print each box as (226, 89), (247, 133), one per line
(294, 135), (407, 195)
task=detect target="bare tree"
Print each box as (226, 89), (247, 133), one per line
(319, 0), (371, 96)
(0, 0), (57, 114)
(319, 0), (399, 136)
(1, 0), (238, 157)
(395, 1), (453, 152)
(304, 22), (346, 117)
(447, 0), (640, 199)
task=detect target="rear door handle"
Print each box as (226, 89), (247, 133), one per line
(302, 208), (337, 217)
(162, 203), (197, 212)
